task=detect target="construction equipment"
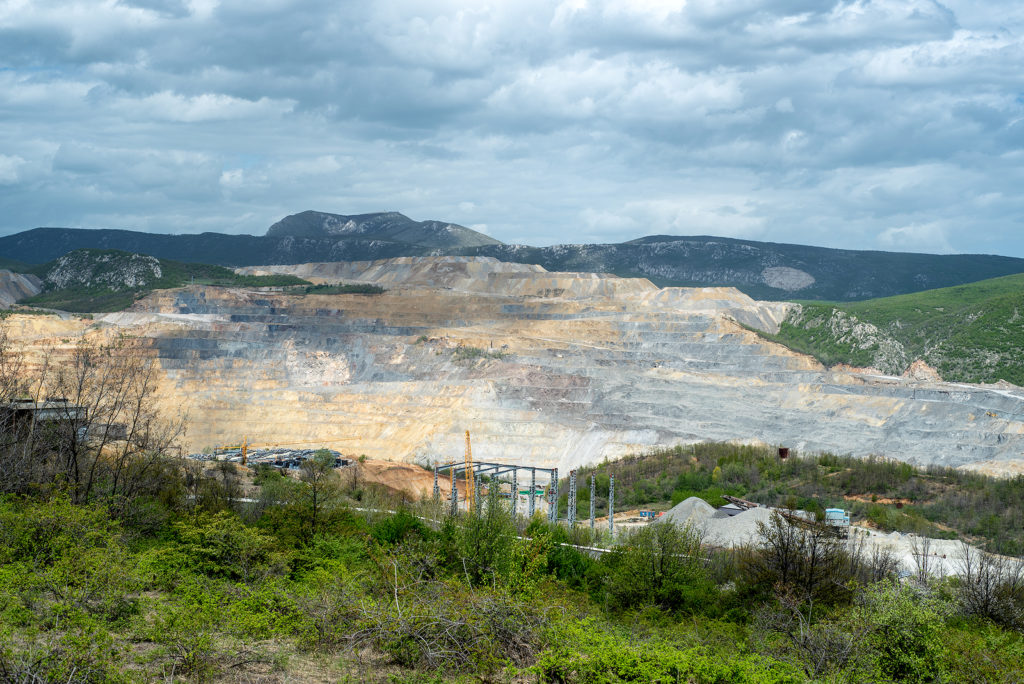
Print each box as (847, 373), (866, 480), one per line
(722, 495), (759, 510)
(213, 436), (249, 465)
(464, 430), (475, 512)
(212, 437), (348, 466)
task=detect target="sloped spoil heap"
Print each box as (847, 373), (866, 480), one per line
(8, 256), (1024, 473)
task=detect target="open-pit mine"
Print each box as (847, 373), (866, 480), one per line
(7, 256), (1024, 475)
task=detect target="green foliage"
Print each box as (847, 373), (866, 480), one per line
(372, 509), (431, 545)
(939, 618), (1024, 683)
(20, 248), (311, 312)
(3, 463), (1024, 681)
(858, 582), (947, 683)
(604, 523), (717, 614)
(303, 282), (386, 294)
(535, 617), (804, 684)
(764, 272), (1024, 384)
(0, 256), (31, 271)
(452, 344), (507, 361)
(172, 511), (285, 582)
(441, 485), (518, 585)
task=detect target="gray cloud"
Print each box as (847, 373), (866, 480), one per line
(0, 0), (1023, 257)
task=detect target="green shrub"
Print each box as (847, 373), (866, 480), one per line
(858, 581), (947, 683)
(173, 511), (286, 582)
(603, 523), (718, 615)
(372, 510), (431, 545)
(534, 617), (804, 683)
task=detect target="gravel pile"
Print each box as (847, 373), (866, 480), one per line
(661, 502), (979, 577)
(661, 497), (716, 528)
(704, 505), (775, 546)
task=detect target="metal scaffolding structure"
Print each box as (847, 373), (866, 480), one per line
(434, 460), (561, 520)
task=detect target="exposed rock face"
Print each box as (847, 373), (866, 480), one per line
(785, 305), (909, 375)
(903, 360), (942, 383)
(45, 251), (162, 290)
(7, 256), (1024, 475)
(761, 266), (815, 291)
(0, 270), (42, 307)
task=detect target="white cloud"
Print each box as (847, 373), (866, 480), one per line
(877, 222), (954, 253)
(121, 91), (295, 122)
(0, 0), (1021, 257)
(0, 155), (25, 184)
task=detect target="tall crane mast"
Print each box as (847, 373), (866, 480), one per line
(464, 430), (475, 512)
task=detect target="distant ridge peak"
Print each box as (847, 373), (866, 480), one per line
(265, 210), (502, 249)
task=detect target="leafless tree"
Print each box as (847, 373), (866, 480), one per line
(754, 585), (871, 679)
(909, 534), (932, 584)
(750, 511), (851, 604)
(844, 529), (899, 584)
(0, 330), (185, 511)
(957, 542), (1024, 627)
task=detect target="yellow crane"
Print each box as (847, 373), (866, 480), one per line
(464, 430), (475, 512)
(213, 436), (249, 464)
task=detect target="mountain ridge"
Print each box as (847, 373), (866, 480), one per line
(3, 212), (1024, 301)
(266, 210), (501, 248)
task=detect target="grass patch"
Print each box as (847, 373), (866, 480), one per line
(762, 272), (1024, 383)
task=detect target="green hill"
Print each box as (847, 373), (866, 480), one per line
(4, 216), (1024, 301)
(20, 249), (310, 312)
(0, 256), (31, 272)
(760, 273), (1024, 384)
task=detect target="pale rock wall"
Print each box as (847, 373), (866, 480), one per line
(6, 256), (1024, 476)
(0, 270), (42, 307)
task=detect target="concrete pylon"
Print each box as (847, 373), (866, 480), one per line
(529, 467), (536, 518)
(590, 474), (596, 529)
(568, 470), (577, 528)
(450, 466), (457, 517)
(608, 474), (615, 536)
(511, 468), (518, 519)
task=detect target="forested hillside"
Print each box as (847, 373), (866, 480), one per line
(5, 215), (1024, 301)
(15, 249), (309, 312)
(761, 273), (1024, 384)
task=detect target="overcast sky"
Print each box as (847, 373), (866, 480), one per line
(2, 0), (1024, 255)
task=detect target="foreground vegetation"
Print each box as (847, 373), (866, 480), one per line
(3, 331), (1024, 682)
(761, 273), (1024, 384)
(3, 465), (1024, 682)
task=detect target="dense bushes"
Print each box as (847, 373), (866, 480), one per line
(3, 432), (1024, 681)
(3, 487), (1024, 682)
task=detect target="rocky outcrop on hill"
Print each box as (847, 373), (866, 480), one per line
(266, 210), (501, 248)
(783, 305), (909, 375)
(7, 256), (1024, 475)
(43, 250), (162, 291)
